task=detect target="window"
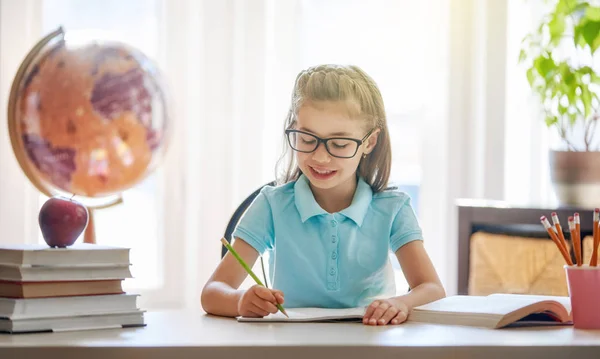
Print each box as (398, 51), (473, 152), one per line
(297, 0), (446, 293)
(40, 0), (163, 291)
(504, 0), (600, 207)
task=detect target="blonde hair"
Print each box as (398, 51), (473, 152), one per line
(275, 64), (392, 192)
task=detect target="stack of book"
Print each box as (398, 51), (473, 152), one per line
(0, 243), (145, 334)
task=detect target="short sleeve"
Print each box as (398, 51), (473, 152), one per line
(232, 189), (275, 255)
(389, 196), (423, 252)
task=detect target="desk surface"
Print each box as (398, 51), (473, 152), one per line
(1, 310), (600, 359)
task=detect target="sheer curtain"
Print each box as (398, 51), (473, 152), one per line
(0, 0), (43, 247)
(504, 0), (567, 208)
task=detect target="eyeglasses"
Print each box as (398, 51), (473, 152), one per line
(285, 128), (375, 159)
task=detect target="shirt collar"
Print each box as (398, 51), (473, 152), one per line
(339, 176), (372, 226)
(294, 175), (327, 222)
(294, 174), (373, 226)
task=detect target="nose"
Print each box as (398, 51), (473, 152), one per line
(311, 142), (331, 163)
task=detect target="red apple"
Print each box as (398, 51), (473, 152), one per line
(39, 196), (89, 248)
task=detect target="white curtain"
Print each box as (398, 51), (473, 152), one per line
(0, 0), (43, 246)
(157, 0), (305, 308)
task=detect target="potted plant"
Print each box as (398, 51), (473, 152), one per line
(520, 0), (600, 207)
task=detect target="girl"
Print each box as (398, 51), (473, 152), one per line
(201, 64), (445, 326)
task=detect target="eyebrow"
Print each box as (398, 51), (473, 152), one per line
(297, 127), (352, 137)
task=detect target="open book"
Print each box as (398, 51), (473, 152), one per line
(237, 294), (573, 329)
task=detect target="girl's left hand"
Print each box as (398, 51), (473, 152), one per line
(362, 298), (410, 326)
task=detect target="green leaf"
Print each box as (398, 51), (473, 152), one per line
(573, 2), (590, 15)
(534, 56), (556, 79)
(526, 67), (536, 86)
(586, 6), (600, 21)
(580, 66), (594, 75)
(566, 85), (576, 104)
(549, 13), (566, 44)
(558, 104), (569, 115)
(563, 70), (575, 86)
(545, 116), (559, 127)
(581, 86), (592, 118)
(557, 0), (579, 15)
(580, 20), (600, 52)
(574, 23), (587, 47)
(519, 49), (527, 63)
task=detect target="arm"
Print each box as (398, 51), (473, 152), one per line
(201, 238), (258, 317)
(201, 238), (283, 317)
(363, 240), (445, 325)
(394, 240), (446, 308)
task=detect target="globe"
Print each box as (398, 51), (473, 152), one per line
(7, 27), (171, 209)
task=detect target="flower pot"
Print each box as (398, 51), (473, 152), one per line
(549, 150), (600, 208)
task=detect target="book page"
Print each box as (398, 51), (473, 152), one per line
(0, 243), (126, 251)
(488, 293), (571, 313)
(412, 295), (566, 316)
(238, 307), (366, 322)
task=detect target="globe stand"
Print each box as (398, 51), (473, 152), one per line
(79, 196), (123, 244)
(83, 210), (96, 244)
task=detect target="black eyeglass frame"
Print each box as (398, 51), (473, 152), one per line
(284, 128), (376, 159)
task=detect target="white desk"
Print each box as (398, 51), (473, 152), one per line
(1, 310), (600, 359)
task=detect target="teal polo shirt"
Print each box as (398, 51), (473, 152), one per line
(232, 174), (423, 309)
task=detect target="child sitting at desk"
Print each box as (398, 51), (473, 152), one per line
(201, 64), (446, 326)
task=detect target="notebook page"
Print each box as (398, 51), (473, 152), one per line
(238, 307), (366, 322)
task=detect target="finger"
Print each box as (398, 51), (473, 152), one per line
(242, 309), (261, 318)
(240, 304), (264, 318)
(255, 286), (277, 302)
(252, 298), (278, 314)
(368, 303), (390, 325)
(378, 306), (399, 325)
(391, 310), (408, 325)
(272, 290), (285, 304)
(249, 303), (270, 317)
(362, 301), (380, 324)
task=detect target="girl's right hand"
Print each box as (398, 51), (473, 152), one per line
(237, 284), (285, 317)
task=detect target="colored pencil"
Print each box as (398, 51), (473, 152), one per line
(541, 216), (573, 266)
(220, 237), (288, 317)
(551, 212), (570, 258)
(568, 216), (581, 266)
(592, 209), (599, 266)
(574, 213), (582, 266)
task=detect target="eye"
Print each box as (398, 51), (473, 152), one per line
(300, 135), (316, 144)
(331, 140), (351, 149)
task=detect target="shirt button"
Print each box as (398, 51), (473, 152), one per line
(331, 220), (337, 227)
(331, 235), (337, 243)
(332, 252), (337, 260)
(329, 268), (336, 276)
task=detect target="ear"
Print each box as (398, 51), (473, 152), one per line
(363, 128), (380, 154)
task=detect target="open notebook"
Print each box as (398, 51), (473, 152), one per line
(237, 293), (573, 329)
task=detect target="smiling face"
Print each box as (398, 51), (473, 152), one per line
(294, 100), (379, 194)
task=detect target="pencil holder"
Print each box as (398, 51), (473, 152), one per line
(564, 265), (600, 329)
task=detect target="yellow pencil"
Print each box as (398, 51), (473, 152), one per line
(220, 237), (288, 317)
